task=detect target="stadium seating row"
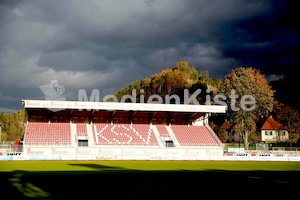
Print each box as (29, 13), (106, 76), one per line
(24, 122), (220, 147)
(25, 122), (71, 146)
(93, 123), (158, 146)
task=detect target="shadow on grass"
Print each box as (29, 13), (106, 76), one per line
(68, 163), (125, 171)
(1, 164), (299, 199)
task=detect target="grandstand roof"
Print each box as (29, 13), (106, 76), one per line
(21, 100), (227, 113)
(22, 100), (226, 122)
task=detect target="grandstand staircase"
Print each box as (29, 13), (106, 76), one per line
(152, 124), (180, 147)
(151, 125), (167, 147)
(71, 123), (94, 147)
(70, 123), (77, 147)
(86, 124), (94, 147)
(165, 125), (181, 147)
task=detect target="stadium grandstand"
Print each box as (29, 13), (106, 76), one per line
(19, 99), (227, 160)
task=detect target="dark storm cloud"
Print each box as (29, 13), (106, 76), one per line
(0, 0), (298, 112)
(222, 1), (299, 75)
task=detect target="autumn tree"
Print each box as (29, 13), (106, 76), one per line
(272, 103), (300, 145)
(218, 67), (275, 150)
(114, 61), (197, 103)
(210, 121), (228, 143)
(113, 61), (221, 107)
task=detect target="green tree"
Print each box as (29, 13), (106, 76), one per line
(218, 67), (275, 150)
(0, 109), (25, 141)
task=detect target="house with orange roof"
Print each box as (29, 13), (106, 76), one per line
(261, 116), (288, 142)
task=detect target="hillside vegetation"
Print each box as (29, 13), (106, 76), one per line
(113, 61), (221, 104)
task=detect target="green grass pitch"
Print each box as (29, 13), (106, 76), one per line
(1, 160), (299, 199)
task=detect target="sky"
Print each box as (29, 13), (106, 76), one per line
(0, 0), (299, 113)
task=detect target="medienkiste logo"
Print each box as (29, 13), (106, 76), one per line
(40, 80), (256, 112)
(39, 80), (66, 112)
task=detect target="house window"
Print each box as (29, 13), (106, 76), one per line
(265, 131), (273, 136)
(279, 131), (286, 136)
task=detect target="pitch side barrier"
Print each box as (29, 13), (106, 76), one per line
(223, 152), (300, 161)
(1, 147), (300, 161)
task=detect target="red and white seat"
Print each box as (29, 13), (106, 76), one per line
(170, 125), (219, 146)
(93, 123), (159, 146)
(25, 122), (71, 146)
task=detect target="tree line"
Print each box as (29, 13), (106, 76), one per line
(1, 61), (299, 147)
(114, 61), (300, 149)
